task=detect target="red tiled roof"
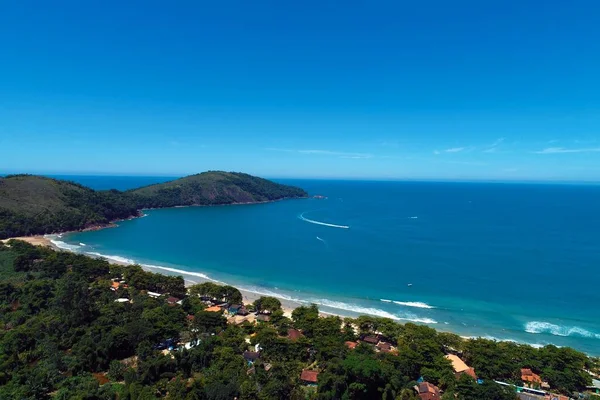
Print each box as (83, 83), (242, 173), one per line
(186, 314), (195, 321)
(417, 382), (441, 400)
(345, 341), (358, 349)
(362, 335), (379, 344)
(205, 306), (222, 312)
(300, 370), (319, 383)
(288, 329), (304, 341)
(111, 281), (120, 289)
(521, 368), (542, 384)
(167, 296), (180, 304)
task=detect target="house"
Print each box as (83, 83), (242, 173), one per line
(376, 341), (394, 353)
(186, 314), (195, 322)
(345, 341), (358, 349)
(521, 368), (542, 386)
(300, 370), (319, 385)
(228, 304), (242, 314)
(111, 281), (120, 291)
(167, 296), (180, 305)
(114, 298), (130, 303)
(237, 306), (249, 316)
(205, 306), (222, 312)
(586, 378), (600, 394)
(243, 351), (260, 364)
(256, 314), (271, 322)
(414, 382), (441, 400)
(445, 354), (477, 379)
(147, 291), (161, 298)
(361, 335), (380, 345)
(287, 329), (304, 341)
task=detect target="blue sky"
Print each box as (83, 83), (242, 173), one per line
(1, 1), (599, 180)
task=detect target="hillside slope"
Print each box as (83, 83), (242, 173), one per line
(130, 171), (307, 208)
(0, 172), (306, 239)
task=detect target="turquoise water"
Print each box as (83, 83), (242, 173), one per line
(56, 178), (600, 355)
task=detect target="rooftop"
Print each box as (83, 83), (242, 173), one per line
(445, 354), (470, 373)
(300, 370), (319, 383)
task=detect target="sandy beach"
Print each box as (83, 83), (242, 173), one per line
(2, 236), (54, 247)
(3, 235), (300, 317)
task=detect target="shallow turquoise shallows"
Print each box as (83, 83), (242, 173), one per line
(56, 177), (600, 355)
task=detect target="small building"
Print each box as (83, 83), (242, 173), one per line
(111, 281), (121, 291)
(414, 381), (441, 400)
(186, 314), (195, 322)
(445, 354), (477, 379)
(256, 314), (271, 322)
(376, 341), (394, 353)
(243, 351), (260, 364)
(287, 329), (304, 341)
(361, 335), (379, 345)
(521, 368), (542, 386)
(114, 298), (130, 303)
(147, 291), (161, 298)
(345, 341), (358, 349)
(300, 370), (319, 386)
(237, 306), (250, 316)
(586, 378), (600, 394)
(167, 296), (181, 305)
(205, 306), (222, 312)
(228, 304), (242, 314)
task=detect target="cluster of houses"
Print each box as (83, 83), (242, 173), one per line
(344, 333), (398, 354)
(107, 281), (598, 399)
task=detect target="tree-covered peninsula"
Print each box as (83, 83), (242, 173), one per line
(0, 172), (307, 239)
(0, 240), (598, 399)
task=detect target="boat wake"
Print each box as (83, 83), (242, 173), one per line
(299, 212), (349, 229)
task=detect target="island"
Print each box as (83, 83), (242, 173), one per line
(0, 171), (307, 239)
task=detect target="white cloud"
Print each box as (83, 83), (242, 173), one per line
(444, 147), (466, 153)
(534, 147), (600, 154)
(483, 137), (505, 153)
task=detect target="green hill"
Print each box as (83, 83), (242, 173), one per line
(130, 171), (307, 208)
(0, 172), (307, 239)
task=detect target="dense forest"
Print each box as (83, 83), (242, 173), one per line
(0, 172), (307, 239)
(0, 240), (598, 399)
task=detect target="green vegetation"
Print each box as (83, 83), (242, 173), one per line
(130, 171), (307, 208)
(0, 172), (307, 239)
(0, 241), (595, 399)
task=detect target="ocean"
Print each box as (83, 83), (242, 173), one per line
(50, 176), (600, 355)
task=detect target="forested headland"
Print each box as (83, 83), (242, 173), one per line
(0, 240), (598, 399)
(0, 172), (307, 239)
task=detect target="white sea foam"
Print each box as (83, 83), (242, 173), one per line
(299, 213), (349, 229)
(79, 243), (86, 246)
(85, 252), (136, 265)
(409, 216), (418, 219)
(51, 240), (83, 251)
(141, 264), (222, 283)
(316, 236), (325, 243)
(524, 321), (600, 339)
(392, 301), (435, 309)
(310, 298), (437, 324)
(380, 299), (392, 303)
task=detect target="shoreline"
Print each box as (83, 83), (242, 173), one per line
(5, 235), (599, 356)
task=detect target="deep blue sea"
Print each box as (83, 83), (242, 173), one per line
(51, 176), (600, 355)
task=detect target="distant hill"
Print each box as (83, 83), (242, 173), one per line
(130, 171), (307, 208)
(0, 172), (307, 239)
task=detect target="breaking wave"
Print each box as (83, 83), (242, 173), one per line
(299, 213), (349, 229)
(393, 301), (435, 309)
(380, 299), (435, 309)
(525, 321), (600, 339)
(311, 298), (437, 324)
